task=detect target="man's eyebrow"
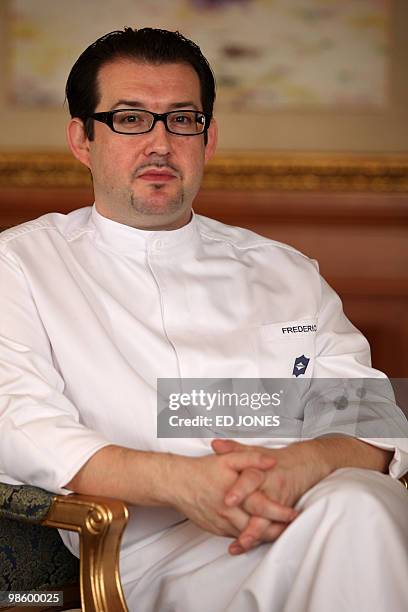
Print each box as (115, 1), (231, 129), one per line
(168, 101), (199, 110)
(110, 100), (200, 111)
(110, 100), (144, 110)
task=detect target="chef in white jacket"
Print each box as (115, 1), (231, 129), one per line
(0, 27), (408, 612)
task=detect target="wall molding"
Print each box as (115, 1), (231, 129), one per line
(1, 151), (408, 192)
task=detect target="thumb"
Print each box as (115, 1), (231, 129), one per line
(211, 439), (244, 454)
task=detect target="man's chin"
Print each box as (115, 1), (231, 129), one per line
(128, 193), (191, 228)
(130, 192), (185, 216)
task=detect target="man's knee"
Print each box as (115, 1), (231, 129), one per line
(297, 467), (408, 529)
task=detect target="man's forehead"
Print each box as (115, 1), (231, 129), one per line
(96, 58), (201, 106)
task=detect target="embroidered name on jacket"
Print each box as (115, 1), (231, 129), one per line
(282, 324), (317, 334)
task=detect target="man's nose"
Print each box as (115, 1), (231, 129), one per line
(142, 119), (172, 157)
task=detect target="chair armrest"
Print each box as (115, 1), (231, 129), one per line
(0, 484), (129, 612)
(44, 493), (129, 612)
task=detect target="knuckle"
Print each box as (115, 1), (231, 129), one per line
(217, 507), (229, 519)
(246, 491), (265, 515)
(248, 527), (263, 541)
(243, 497), (255, 515)
(245, 467), (263, 484)
(252, 516), (264, 533)
(243, 521), (259, 541)
(215, 518), (229, 534)
(264, 523), (287, 541)
(263, 531), (278, 542)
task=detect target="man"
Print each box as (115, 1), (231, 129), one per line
(0, 28), (407, 611)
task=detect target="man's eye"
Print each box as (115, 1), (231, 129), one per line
(172, 114), (193, 124)
(114, 112), (144, 126)
(120, 113), (140, 123)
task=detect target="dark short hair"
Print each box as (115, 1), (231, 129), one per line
(65, 27), (216, 141)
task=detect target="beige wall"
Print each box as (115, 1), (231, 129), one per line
(0, 0), (407, 153)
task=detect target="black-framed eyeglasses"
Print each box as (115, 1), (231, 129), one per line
(89, 109), (211, 136)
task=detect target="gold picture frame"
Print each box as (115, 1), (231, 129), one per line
(1, 151), (408, 192)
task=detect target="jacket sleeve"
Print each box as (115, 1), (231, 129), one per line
(0, 248), (111, 493)
(302, 275), (408, 478)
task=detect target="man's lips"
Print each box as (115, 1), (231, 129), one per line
(138, 170), (177, 182)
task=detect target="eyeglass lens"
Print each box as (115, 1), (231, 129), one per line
(112, 110), (205, 134)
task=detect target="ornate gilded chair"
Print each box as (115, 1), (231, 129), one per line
(0, 483), (129, 612)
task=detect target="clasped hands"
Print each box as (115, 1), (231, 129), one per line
(174, 438), (327, 556)
(212, 439), (303, 555)
(207, 438), (325, 556)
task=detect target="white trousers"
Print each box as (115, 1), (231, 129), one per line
(120, 468), (408, 612)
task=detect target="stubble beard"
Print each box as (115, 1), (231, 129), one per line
(129, 183), (186, 217)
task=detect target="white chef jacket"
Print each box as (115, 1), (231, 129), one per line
(0, 205), (407, 548)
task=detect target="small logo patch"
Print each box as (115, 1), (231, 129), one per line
(292, 355), (310, 377)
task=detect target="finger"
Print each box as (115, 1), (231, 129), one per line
(211, 521), (240, 538)
(243, 491), (298, 523)
(218, 505), (250, 534)
(224, 468), (266, 506)
(227, 450), (276, 474)
(262, 521), (289, 541)
(214, 519), (240, 538)
(228, 515), (271, 555)
(235, 519), (288, 552)
(236, 515), (271, 551)
(211, 439), (245, 454)
(229, 541), (246, 555)
(212, 510), (245, 538)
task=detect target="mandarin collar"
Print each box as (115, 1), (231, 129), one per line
(90, 204), (199, 255)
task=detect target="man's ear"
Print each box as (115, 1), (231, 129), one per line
(66, 118), (91, 169)
(204, 118), (218, 164)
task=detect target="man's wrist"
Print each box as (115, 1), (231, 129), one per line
(306, 436), (393, 475)
(153, 452), (193, 508)
(286, 439), (333, 494)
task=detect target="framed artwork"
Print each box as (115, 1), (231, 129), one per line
(1, 0), (407, 189)
(10, 0), (389, 110)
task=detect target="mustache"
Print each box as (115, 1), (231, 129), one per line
(133, 159), (181, 179)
